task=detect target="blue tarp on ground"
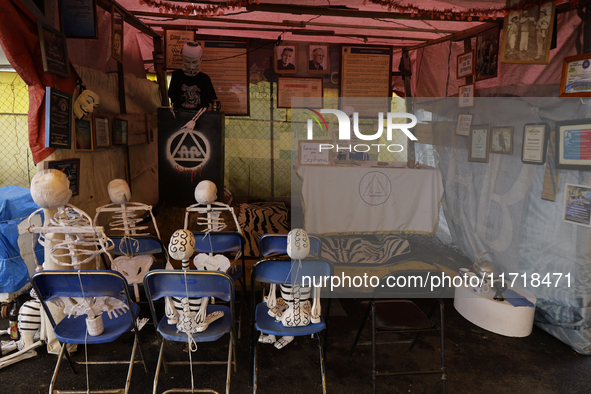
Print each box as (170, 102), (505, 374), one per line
(0, 186), (43, 293)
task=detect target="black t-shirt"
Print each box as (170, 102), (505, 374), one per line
(168, 70), (217, 110)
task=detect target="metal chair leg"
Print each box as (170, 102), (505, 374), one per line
(252, 339), (258, 394)
(318, 334), (327, 394)
(153, 340), (165, 394)
(350, 300), (372, 356)
(49, 341), (67, 393)
(440, 300), (446, 394)
(371, 303), (377, 394)
(226, 332), (233, 394)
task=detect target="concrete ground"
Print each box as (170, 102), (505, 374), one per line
(1, 205), (591, 393)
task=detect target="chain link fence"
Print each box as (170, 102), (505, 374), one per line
(0, 72), (35, 188)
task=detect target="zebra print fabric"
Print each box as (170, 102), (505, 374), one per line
(237, 202), (289, 257)
(320, 234), (412, 266)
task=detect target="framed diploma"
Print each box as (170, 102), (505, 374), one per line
(93, 115), (111, 148)
(59, 0), (98, 39)
(560, 53), (591, 97)
(277, 77), (323, 109)
(298, 140), (333, 166)
(458, 84), (474, 108)
(490, 126), (513, 155)
(555, 119), (591, 170)
(111, 5), (124, 63)
(563, 183), (591, 228)
(457, 50), (474, 79)
(44, 87), (72, 149)
(521, 123), (548, 165)
(468, 124), (490, 163)
(74, 118), (93, 151)
(456, 114), (473, 136)
(37, 22), (71, 79)
(46, 158), (81, 196)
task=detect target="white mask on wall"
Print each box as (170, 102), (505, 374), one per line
(73, 90), (100, 120)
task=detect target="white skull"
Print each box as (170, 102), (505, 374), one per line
(194, 180), (217, 204)
(30, 169), (72, 209)
(287, 228), (310, 260)
(108, 179), (131, 204)
(73, 90), (100, 120)
(169, 229), (195, 261)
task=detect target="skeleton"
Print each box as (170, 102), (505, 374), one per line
(94, 179), (162, 301)
(165, 229), (224, 344)
(1, 170), (119, 368)
(184, 180), (242, 275)
(259, 229), (322, 349)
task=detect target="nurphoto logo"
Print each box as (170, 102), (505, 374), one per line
(305, 108), (418, 154)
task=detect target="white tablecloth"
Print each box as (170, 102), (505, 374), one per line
(298, 165), (444, 235)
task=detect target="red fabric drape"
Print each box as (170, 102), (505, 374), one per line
(0, 1), (78, 164)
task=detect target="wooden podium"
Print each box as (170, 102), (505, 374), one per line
(157, 108), (225, 207)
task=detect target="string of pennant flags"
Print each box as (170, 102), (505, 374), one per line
(138, 0), (578, 21)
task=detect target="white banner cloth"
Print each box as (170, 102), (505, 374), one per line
(298, 165), (444, 235)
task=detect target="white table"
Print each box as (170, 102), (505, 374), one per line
(297, 164), (444, 235)
(454, 283), (536, 337)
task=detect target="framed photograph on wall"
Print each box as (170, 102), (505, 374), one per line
(457, 50), (474, 79)
(44, 87), (72, 149)
(113, 118), (128, 145)
(521, 123), (548, 165)
(59, 0), (98, 39)
(500, 1), (555, 65)
(563, 183), (591, 227)
(46, 158), (81, 196)
(308, 43), (329, 74)
(37, 22), (71, 78)
(458, 84), (474, 108)
(456, 114), (473, 136)
(468, 124), (490, 163)
(93, 115), (111, 148)
(475, 26), (499, 81)
(298, 140), (334, 166)
(490, 126), (513, 155)
(274, 42), (297, 74)
(111, 5), (124, 63)
(559, 53), (591, 97)
(74, 118), (93, 151)
(555, 119), (591, 170)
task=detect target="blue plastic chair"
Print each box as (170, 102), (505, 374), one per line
(258, 233), (322, 258)
(108, 235), (169, 269)
(250, 258), (333, 394)
(143, 269), (236, 394)
(30, 270), (148, 394)
(192, 231), (246, 338)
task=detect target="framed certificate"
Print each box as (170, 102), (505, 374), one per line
(563, 183), (591, 228)
(44, 87), (72, 149)
(277, 76), (323, 109)
(457, 50), (474, 79)
(38, 22), (71, 79)
(456, 114), (473, 136)
(113, 118), (128, 145)
(555, 119), (591, 170)
(74, 118), (93, 151)
(458, 84), (474, 108)
(521, 123), (548, 165)
(298, 140), (333, 166)
(560, 53), (591, 97)
(59, 0), (98, 39)
(490, 126), (513, 155)
(93, 115), (111, 148)
(468, 124), (490, 163)
(46, 158), (81, 196)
